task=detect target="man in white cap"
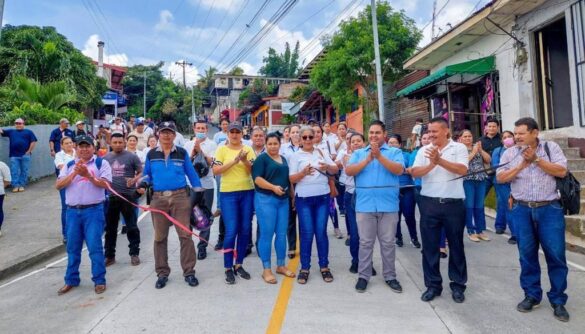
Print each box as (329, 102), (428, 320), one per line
(0, 118), (37, 192)
(50, 118), (74, 158)
(74, 121), (87, 137)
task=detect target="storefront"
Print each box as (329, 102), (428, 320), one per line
(397, 56), (499, 138)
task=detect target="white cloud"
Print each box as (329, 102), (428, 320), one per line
(166, 60), (199, 87)
(238, 62), (255, 75)
(189, 0), (243, 13)
(418, 0), (483, 47)
(82, 34), (129, 66)
(155, 10), (174, 31)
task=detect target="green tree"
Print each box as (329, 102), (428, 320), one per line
(258, 41), (302, 78)
(14, 76), (74, 110)
(0, 25), (108, 113)
(197, 66), (217, 91)
(238, 79), (277, 108)
(310, 2), (421, 119)
(228, 66), (245, 75)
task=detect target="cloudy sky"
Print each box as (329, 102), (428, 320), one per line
(3, 0), (490, 85)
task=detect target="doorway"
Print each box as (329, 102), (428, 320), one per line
(534, 18), (573, 129)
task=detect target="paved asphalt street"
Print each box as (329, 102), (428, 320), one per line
(0, 207), (584, 334)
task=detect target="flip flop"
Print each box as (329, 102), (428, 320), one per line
(276, 267), (296, 278)
(262, 273), (277, 284)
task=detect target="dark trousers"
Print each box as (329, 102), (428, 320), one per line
(287, 196), (297, 252)
(105, 196), (140, 258)
(396, 187), (418, 242)
(0, 194), (4, 229)
(419, 196), (467, 293)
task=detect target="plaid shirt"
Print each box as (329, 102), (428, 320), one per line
(497, 140), (567, 201)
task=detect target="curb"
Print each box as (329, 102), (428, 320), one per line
(0, 243), (65, 281)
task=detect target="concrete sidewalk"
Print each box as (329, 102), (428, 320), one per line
(0, 177), (65, 280)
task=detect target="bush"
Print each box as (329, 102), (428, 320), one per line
(1, 102), (85, 125)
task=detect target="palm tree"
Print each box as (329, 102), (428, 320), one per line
(15, 76), (74, 110)
(197, 66), (217, 91)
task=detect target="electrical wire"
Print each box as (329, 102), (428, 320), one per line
(85, 0), (128, 65)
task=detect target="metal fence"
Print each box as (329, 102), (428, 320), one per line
(1, 124), (58, 181)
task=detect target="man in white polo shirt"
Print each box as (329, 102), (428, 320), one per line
(411, 116), (469, 304)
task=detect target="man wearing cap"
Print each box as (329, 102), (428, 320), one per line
(0, 118), (37, 192)
(110, 117), (127, 137)
(129, 121), (149, 151)
(139, 121), (204, 289)
(49, 118), (74, 158)
(55, 135), (112, 295)
(74, 121), (87, 137)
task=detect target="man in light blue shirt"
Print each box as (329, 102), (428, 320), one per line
(346, 120), (404, 293)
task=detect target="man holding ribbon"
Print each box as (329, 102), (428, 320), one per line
(55, 135), (112, 296)
(140, 121), (203, 289)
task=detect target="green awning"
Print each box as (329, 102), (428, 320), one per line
(396, 56), (495, 97)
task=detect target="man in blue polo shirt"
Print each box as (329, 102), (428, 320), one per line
(140, 121), (204, 289)
(0, 118), (37, 192)
(49, 118), (74, 157)
(346, 120), (405, 293)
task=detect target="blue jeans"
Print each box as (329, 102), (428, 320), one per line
(494, 183), (515, 236)
(59, 189), (67, 238)
(296, 194), (330, 270)
(220, 190), (254, 268)
(344, 192), (359, 265)
(10, 155), (31, 187)
(255, 192), (289, 269)
(511, 201), (568, 305)
(397, 187), (418, 241)
(463, 179), (487, 234)
(64, 204), (106, 286)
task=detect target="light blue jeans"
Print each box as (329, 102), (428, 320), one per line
(10, 155), (31, 187)
(255, 192), (289, 269)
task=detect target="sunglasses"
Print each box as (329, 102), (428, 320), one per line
(302, 136), (314, 140)
(14, 122), (24, 125)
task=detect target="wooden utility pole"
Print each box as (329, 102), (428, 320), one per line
(175, 60), (193, 89)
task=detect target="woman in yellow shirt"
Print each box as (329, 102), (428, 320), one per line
(213, 123), (256, 284)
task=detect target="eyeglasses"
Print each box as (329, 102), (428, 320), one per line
(14, 122), (23, 125)
(302, 136), (314, 140)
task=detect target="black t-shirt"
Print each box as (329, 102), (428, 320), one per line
(251, 153), (290, 199)
(480, 133), (502, 155)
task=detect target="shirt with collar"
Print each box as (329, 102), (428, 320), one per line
(49, 127), (75, 152)
(279, 142), (300, 159)
(58, 155), (112, 206)
(143, 145), (202, 191)
(349, 143), (404, 213)
(412, 140), (468, 199)
(184, 137), (217, 189)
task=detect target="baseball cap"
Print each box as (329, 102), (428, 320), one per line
(14, 118), (24, 124)
(136, 120), (145, 126)
(75, 120), (85, 126)
(60, 118), (69, 124)
(75, 135), (94, 146)
(228, 122), (242, 132)
(159, 121), (177, 133)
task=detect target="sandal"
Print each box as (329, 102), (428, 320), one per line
(297, 270), (309, 284)
(262, 271), (277, 284)
(320, 269), (334, 283)
(276, 266), (296, 278)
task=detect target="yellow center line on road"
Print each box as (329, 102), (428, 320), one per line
(266, 241), (300, 334)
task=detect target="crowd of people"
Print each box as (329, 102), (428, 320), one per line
(0, 114), (571, 322)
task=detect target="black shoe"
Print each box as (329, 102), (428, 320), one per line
(121, 226), (127, 234)
(288, 252), (295, 259)
(355, 278), (368, 293)
(440, 251), (448, 259)
(225, 269), (236, 285)
(452, 290), (465, 303)
(396, 239), (403, 247)
(411, 239), (421, 248)
(386, 279), (403, 293)
(245, 247), (252, 257)
(372, 267), (377, 276)
(508, 236), (517, 245)
(345, 238), (350, 246)
(214, 240), (224, 251)
(197, 248), (207, 260)
(495, 228), (505, 234)
(551, 304), (570, 322)
(517, 296), (540, 312)
(349, 263), (358, 274)
(184, 275), (199, 287)
(155, 276), (168, 289)
(234, 265), (251, 280)
(421, 289), (441, 302)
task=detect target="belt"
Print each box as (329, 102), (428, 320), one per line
(422, 196), (463, 204)
(67, 202), (103, 210)
(515, 200), (557, 208)
(153, 188), (189, 197)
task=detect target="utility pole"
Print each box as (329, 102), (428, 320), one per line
(143, 72), (146, 119)
(431, 0), (437, 41)
(371, 0), (384, 121)
(175, 60), (192, 89)
(0, 0), (5, 42)
(191, 86), (195, 122)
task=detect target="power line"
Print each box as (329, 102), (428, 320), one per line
(420, 0), (451, 34)
(84, 0), (128, 64)
(270, 0), (336, 47)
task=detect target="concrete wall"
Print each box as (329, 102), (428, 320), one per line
(0, 125), (59, 181)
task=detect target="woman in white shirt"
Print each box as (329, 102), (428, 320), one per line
(289, 126), (338, 284)
(54, 136), (76, 243)
(0, 160), (11, 237)
(142, 135), (158, 157)
(127, 135), (146, 164)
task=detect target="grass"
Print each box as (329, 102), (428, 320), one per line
(485, 187), (496, 209)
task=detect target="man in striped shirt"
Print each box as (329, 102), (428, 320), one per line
(497, 117), (569, 322)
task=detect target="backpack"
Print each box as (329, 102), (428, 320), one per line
(544, 142), (581, 215)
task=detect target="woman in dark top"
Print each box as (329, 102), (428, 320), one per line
(252, 133), (295, 284)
